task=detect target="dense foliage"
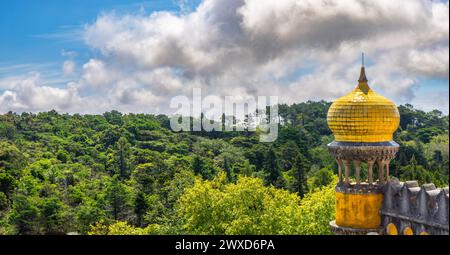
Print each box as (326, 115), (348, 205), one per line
(0, 102), (448, 235)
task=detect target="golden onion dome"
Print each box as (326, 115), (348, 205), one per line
(327, 65), (400, 143)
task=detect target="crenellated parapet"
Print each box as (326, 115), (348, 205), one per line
(381, 178), (449, 235)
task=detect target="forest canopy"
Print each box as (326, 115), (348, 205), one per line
(0, 102), (448, 235)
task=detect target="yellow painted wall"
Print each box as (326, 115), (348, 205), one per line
(335, 191), (383, 229)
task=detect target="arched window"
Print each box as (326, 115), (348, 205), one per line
(403, 227), (414, 235)
(386, 223), (398, 235)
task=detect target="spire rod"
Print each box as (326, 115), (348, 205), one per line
(358, 53), (368, 83)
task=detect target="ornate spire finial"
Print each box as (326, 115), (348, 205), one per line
(357, 53), (370, 93)
(358, 53), (368, 83)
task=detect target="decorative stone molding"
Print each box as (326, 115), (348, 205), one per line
(328, 141), (399, 186)
(327, 141), (399, 162)
(330, 220), (382, 235)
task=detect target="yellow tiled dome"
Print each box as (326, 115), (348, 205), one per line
(327, 66), (400, 143)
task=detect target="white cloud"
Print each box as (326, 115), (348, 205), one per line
(63, 60), (76, 76)
(0, 73), (82, 113)
(81, 59), (115, 88)
(402, 47), (449, 79)
(1, 0), (448, 114)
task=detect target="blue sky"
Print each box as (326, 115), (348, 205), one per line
(0, 0), (448, 114)
(0, 0), (197, 76)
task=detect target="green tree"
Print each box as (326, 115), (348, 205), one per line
(114, 137), (132, 179)
(308, 168), (334, 190)
(38, 196), (68, 234)
(134, 191), (147, 227)
(104, 110), (124, 126)
(7, 194), (40, 234)
(88, 221), (164, 235)
(75, 199), (106, 234)
(399, 156), (435, 185)
(192, 155), (216, 179)
(178, 174), (302, 234)
(0, 141), (25, 176)
(223, 158), (232, 182)
(264, 147), (282, 187)
(290, 154), (309, 197)
(279, 141), (300, 171)
(0, 173), (15, 198)
(104, 177), (131, 221)
(132, 163), (159, 194)
(0, 191), (9, 211)
(296, 178), (337, 235)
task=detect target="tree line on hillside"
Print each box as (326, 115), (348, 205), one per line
(0, 102), (448, 234)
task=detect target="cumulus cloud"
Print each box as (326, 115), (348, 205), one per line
(0, 0), (448, 114)
(0, 73), (81, 113)
(81, 59), (115, 88)
(402, 47), (449, 79)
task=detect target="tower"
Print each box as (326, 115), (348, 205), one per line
(327, 57), (401, 234)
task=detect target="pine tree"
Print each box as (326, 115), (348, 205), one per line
(192, 155), (204, 177)
(280, 141), (300, 171)
(224, 158), (232, 182)
(115, 137), (131, 180)
(264, 147), (281, 187)
(292, 153), (309, 198)
(410, 155), (417, 168)
(134, 191), (147, 227)
(105, 177), (130, 221)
